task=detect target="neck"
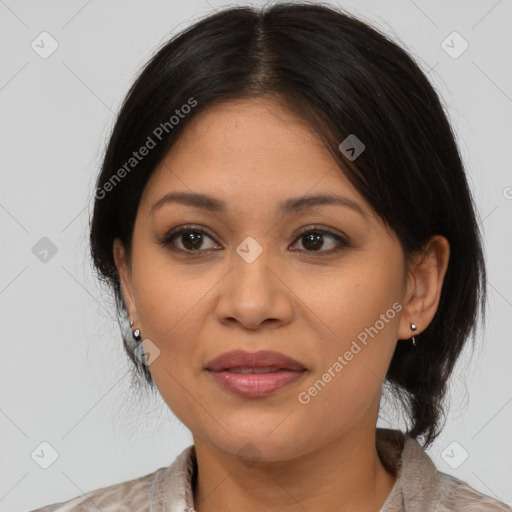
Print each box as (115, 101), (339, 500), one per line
(192, 427), (397, 512)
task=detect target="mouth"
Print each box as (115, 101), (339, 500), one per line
(205, 350), (307, 397)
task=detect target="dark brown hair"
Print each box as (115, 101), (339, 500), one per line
(89, 2), (486, 448)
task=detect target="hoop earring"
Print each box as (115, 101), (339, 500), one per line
(410, 322), (417, 346)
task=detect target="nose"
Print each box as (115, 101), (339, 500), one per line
(214, 247), (295, 332)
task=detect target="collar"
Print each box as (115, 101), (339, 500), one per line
(377, 428), (438, 511)
(152, 428), (438, 512)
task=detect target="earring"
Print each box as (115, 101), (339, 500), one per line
(130, 319), (141, 342)
(410, 322), (417, 346)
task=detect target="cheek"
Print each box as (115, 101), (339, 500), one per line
(130, 246), (208, 340)
(132, 262), (211, 423)
(303, 260), (402, 406)
(308, 258), (402, 343)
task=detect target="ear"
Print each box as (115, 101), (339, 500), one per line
(113, 238), (138, 325)
(397, 235), (450, 341)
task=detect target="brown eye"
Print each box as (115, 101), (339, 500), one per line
(291, 228), (349, 254)
(301, 232), (324, 251)
(161, 226), (221, 253)
(177, 230), (208, 251)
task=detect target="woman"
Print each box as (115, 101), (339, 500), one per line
(32, 2), (511, 511)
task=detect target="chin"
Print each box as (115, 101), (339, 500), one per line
(202, 426), (313, 463)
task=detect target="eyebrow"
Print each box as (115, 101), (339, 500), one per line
(150, 191), (368, 218)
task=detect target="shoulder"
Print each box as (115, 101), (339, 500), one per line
(29, 466), (163, 512)
(378, 430), (511, 512)
(29, 445), (196, 512)
(431, 470), (511, 512)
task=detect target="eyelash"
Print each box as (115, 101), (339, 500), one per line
(159, 224), (350, 256)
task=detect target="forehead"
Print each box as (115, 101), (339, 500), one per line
(141, 97), (371, 217)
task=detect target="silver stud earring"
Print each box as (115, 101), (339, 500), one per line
(129, 319), (141, 342)
(410, 322), (417, 346)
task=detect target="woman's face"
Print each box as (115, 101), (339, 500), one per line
(114, 97), (414, 461)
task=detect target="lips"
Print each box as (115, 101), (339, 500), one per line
(205, 350), (307, 372)
(205, 350), (307, 397)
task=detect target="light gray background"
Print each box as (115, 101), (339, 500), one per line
(1, 1), (511, 510)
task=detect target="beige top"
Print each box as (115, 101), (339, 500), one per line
(32, 428), (511, 511)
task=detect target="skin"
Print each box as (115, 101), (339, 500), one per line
(113, 96), (450, 512)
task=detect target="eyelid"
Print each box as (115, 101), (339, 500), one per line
(292, 224), (348, 242)
(160, 224), (221, 252)
(290, 225), (350, 253)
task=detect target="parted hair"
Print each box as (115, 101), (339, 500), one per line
(89, 2), (486, 448)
